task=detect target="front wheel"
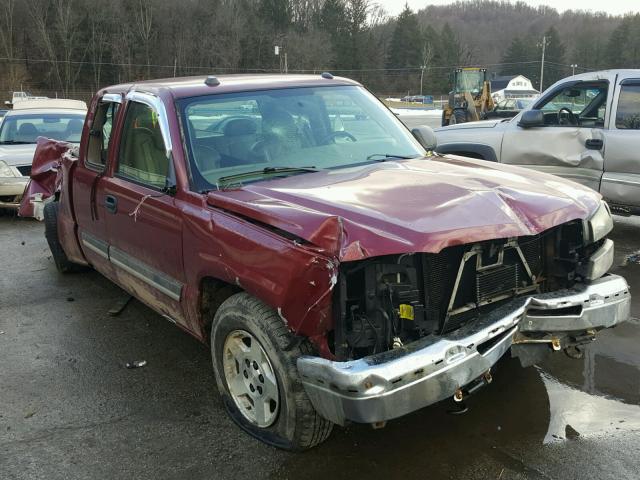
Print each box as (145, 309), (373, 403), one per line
(210, 292), (333, 450)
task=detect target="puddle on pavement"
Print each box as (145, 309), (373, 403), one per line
(540, 368), (640, 443)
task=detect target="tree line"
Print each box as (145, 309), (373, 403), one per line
(0, 0), (638, 100)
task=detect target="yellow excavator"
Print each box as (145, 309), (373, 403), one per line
(441, 67), (494, 126)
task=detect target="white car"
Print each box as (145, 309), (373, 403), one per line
(434, 69), (640, 215)
(0, 99), (86, 210)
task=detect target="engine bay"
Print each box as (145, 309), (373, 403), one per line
(332, 220), (596, 360)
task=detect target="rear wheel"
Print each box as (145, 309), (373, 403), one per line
(43, 202), (83, 273)
(210, 292), (333, 450)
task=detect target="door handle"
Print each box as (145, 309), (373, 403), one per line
(586, 138), (603, 150)
(104, 194), (118, 214)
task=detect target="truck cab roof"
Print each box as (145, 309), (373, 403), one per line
(99, 74), (362, 99)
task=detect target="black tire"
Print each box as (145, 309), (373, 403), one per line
(452, 109), (467, 125)
(43, 202), (83, 273)
(210, 292), (333, 451)
(441, 109), (449, 127)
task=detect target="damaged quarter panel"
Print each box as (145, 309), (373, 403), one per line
(19, 138), (88, 266)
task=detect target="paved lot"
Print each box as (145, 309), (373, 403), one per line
(1, 212), (640, 480)
(398, 113), (442, 130)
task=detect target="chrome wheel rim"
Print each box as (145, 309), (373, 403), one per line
(222, 329), (279, 427)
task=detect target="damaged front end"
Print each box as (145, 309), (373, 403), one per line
(297, 204), (629, 425)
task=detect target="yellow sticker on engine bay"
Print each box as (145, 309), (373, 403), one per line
(399, 304), (414, 320)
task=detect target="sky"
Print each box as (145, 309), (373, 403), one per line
(376, 0), (640, 16)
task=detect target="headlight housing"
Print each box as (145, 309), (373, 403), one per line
(0, 160), (18, 178)
(584, 200), (613, 244)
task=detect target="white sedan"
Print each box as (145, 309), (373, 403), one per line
(0, 99), (86, 210)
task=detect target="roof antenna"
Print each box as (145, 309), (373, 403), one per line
(205, 76), (220, 87)
(321, 72), (334, 80)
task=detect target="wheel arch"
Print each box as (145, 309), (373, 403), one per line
(199, 275), (243, 339)
(435, 143), (498, 161)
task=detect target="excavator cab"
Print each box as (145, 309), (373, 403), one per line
(442, 68), (494, 126)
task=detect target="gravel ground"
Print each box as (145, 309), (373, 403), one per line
(1, 212), (639, 480)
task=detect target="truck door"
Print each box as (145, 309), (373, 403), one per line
(73, 93), (122, 275)
(500, 79), (611, 192)
(101, 92), (186, 324)
(599, 78), (640, 211)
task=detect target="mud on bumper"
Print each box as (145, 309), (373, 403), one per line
(297, 274), (630, 425)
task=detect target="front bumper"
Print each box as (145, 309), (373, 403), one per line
(0, 176), (28, 209)
(297, 274), (630, 425)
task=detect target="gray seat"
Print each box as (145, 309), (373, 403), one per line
(16, 123), (38, 142)
(217, 118), (258, 163)
(64, 118), (84, 141)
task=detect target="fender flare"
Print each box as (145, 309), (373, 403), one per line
(435, 143), (498, 162)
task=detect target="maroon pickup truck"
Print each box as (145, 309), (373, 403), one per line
(20, 74), (630, 450)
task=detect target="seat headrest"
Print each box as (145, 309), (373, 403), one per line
(18, 123), (38, 136)
(223, 118), (257, 137)
(66, 118), (84, 132)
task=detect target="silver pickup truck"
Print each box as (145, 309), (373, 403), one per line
(434, 69), (640, 215)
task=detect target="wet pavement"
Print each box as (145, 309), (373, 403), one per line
(1, 213), (639, 479)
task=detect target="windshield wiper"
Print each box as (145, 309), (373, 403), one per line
(366, 153), (418, 161)
(217, 166), (322, 188)
(0, 140), (34, 145)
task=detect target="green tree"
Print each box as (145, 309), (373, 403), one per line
(499, 35), (539, 87)
(259, 0), (291, 34)
(317, 0), (348, 69)
(607, 14), (640, 68)
(344, 0), (369, 71)
(386, 5), (421, 69)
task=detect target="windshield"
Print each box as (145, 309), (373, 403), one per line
(455, 70), (484, 95)
(0, 112), (86, 144)
(178, 85), (424, 190)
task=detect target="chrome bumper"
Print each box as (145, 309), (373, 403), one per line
(297, 274), (630, 425)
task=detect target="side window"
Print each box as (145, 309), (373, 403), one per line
(615, 84), (640, 130)
(535, 83), (608, 127)
(87, 101), (119, 168)
(117, 101), (169, 189)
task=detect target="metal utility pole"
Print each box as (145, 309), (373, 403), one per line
(275, 45), (281, 73)
(571, 64), (578, 76)
(274, 45), (288, 74)
(539, 35), (548, 93)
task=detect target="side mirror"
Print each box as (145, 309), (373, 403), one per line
(518, 109), (544, 128)
(411, 126), (437, 151)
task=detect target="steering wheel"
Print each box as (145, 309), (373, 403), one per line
(557, 107), (578, 126)
(249, 138), (273, 162)
(322, 131), (357, 143)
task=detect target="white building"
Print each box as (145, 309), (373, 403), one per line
(490, 75), (539, 102)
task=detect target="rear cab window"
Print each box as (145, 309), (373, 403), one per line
(615, 81), (640, 130)
(87, 99), (120, 169)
